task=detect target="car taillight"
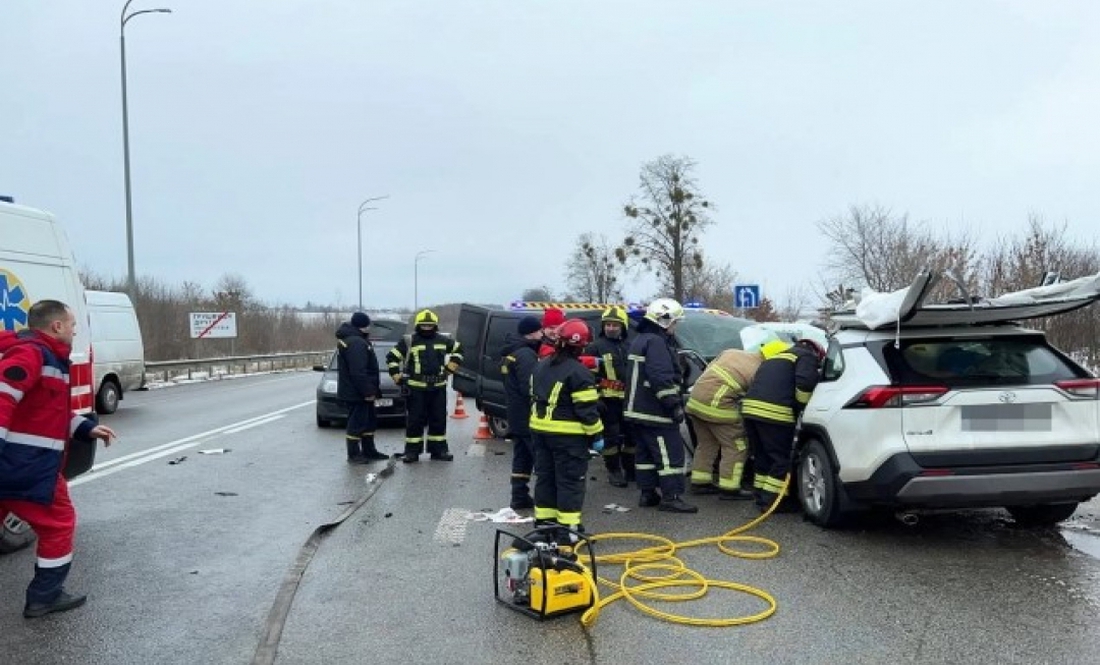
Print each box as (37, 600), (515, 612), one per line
(1055, 378), (1100, 399)
(848, 385), (948, 408)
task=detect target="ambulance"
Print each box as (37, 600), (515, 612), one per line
(0, 197), (97, 478)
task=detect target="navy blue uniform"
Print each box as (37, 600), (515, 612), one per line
(500, 332), (540, 507)
(336, 322), (381, 461)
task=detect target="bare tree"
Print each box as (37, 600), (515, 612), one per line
(776, 286), (812, 321)
(682, 255), (736, 312)
(564, 233), (625, 302)
(616, 155), (713, 301)
(521, 286), (555, 302)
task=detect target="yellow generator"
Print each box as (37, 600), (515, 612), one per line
(494, 527), (597, 620)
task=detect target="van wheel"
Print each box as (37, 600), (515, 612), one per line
(798, 440), (849, 528)
(96, 381), (121, 415)
(488, 416), (510, 439)
(1007, 503), (1078, 527)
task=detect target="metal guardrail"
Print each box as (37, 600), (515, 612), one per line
(145, 351), (331, 383)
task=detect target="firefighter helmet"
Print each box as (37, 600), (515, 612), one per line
(601, 305), (628, 328)
(414, 309), (439, 328)
(798, 338), (827, 361)
(643, 298), (685, 329)
(557, 319), (592, 349)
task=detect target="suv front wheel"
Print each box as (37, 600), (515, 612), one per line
(1007, 503), (1079, 527)
(799, 440), (849, 528)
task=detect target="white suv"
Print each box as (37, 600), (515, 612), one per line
(797, 292), (1100, 528)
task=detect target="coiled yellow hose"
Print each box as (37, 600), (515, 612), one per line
(575, 475), (790, 629)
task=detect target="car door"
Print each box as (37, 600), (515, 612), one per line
(453, 304), (489, 398)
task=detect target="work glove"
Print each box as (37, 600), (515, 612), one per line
(445, 361), (460, 374)
(391, 374), (403, 385)
(670, 404), (685, 425)
(591, 437), (605, 453)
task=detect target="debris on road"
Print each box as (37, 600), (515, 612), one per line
(214, 491), (239, 497)
(167, 456), (187, 465)
(602, 503), (631, 514)
(198, 448), (232, 455)
(466, 507), (533, 524)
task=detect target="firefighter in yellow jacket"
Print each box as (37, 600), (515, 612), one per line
(685, 347), (764, 500)
(529, 319), (603, 539)
(741, 338), (826, 512)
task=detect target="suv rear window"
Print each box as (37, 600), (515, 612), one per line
(881, 335), (1083, 387)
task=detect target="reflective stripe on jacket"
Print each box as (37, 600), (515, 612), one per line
(586, 332), (629, 400)
(623, 320), (682, 427)
(530, 354), (603, 437)
(0, 330), (96, 505)
(685, 349), (763, 424)
(386, 333), (463, 390)
(741, 344), (820, 424)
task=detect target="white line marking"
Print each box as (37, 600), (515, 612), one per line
(433, 508), (471, 545)
(223, 414), (285, 435)
(70, 401), (313, 487)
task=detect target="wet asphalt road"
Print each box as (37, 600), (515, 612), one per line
(3, 370), (1100, 664)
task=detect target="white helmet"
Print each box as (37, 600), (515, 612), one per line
(739, 325), (783, 354)
(644, 298), (686, 329)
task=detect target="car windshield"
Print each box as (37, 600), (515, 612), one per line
(327, 343), (394, 370)
(882, 335), (1082, 387)
(675, 312), (755, 360)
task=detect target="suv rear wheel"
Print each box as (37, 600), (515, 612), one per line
(488, 416), (510, 439)
(798, 440), (849, 528)
(1007, 503), (1078, 527)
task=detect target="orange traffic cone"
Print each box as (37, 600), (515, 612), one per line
(451, 393), (470, 419)
(473, 413), (493, 440)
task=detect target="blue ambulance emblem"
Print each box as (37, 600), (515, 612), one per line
(0, 269), (31, 331)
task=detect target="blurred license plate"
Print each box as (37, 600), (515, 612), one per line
(961, 404), (1051, 432)
(376, 398), (393, 408)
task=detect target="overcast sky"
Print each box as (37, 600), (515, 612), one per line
(4, 1), (1099, 311)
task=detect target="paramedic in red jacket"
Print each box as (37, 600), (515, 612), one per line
(0, 300), (116, 618)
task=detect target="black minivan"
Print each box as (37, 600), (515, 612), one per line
(452, 303), (755, 438)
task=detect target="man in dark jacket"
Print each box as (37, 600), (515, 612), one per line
(742, 338), (825, 512)
(0, 300), (116, 618)
(386, 309), (463, 462)
(336, 312), (389, 464)
(500, 316), (542, 510)
(623, 298), (697, 514)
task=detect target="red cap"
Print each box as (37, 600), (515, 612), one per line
(541, 308), (565, 328)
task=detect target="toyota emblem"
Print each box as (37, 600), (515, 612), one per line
(998, 391), (1017, 403)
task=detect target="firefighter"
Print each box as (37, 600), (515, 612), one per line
(624, 298), (697, 513)
(387, 309), (463, 463)
(530, 319), (603, 538)
(741, 337), (826, 512)
(685, 347), (764, 500)
(586, 305), (634, 488)
(500, 316), (543, 510)
(335, 312), (389, 464)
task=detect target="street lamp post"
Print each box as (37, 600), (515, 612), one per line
(357, 195), (389, 310)
(121, 0), (171, 301)
(414, 249), (436, 311)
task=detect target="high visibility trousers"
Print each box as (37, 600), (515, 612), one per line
(689, 417), (748, 491)
(632, 424), (687, 498)
(744, 418), (797, 505)
(404, 388), (449, 456)
(531, 432), (590, 528)
(0, 475), (77, 604)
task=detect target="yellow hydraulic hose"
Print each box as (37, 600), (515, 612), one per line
(574, 474), (791, 629)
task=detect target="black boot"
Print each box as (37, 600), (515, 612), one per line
(718, 489), (754, 501)
(639, 489), (662, 507)
(359, 435), (389, 462)
(0, 514), (36, 554)
(510, 480), (534, 510)
(346, 440), (368, 465)
(604, 454), (627, 487)
(622, 454), (636, 483)
(24, 564), (86, 619)
(430, 450), (454, 461)
(689, 483), (719, 495)
(658, 496), (699, 513)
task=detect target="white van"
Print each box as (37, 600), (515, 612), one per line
(86, 290), (145, 414)
(0, 197), (97, 477)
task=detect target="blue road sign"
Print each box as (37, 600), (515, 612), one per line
(734, 284), (761, 309)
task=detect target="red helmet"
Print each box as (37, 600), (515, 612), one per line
(798, 338), (827, 361)
(556, 319), (592, 349)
